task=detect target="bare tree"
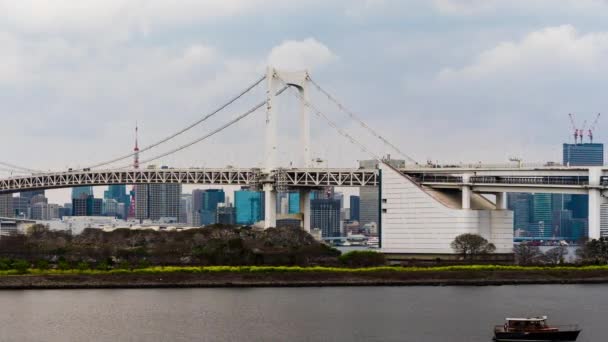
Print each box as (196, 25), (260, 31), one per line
(451, 234), (496, 261)
(513, 243), (543, 265)
(542, 246), (568, 265)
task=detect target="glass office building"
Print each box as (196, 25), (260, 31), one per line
(234, 190), (264, 225)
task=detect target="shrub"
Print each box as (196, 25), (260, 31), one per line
(58, 261), (71, 270)
(36, 260), (50, 270)
(339, 251), (386, 267)
(0, 258), (11, 271)
(97, 261), (110, 271)
(77, 261), (90, 271)
(12, 260), (30, 274)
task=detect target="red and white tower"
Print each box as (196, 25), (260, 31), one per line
(128, 124), (140, 218)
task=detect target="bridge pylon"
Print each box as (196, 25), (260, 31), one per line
(264, 67), (312, 230)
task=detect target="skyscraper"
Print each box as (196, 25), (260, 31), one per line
(234, 190), (264, 225)
(104, 185), (130, 218)
(311, 198), (341, 237)
(72, 195), (103, 216)
(510, 142), (603, 240)
(288, 192), (300, 214)
(563, 143), (604, 166)
(72, 186), (94, 200)
(135, 166), (182, 221)
(200, 189), (225, 225)
(349, 195), (360, 222)
(0, 194), (13, 217)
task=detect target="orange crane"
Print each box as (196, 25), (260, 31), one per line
(588, 113), (601, 144)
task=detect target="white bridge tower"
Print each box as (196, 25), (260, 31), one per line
(264, 67), (312, 230)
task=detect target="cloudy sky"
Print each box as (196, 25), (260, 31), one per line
(2, 0), (608, 203)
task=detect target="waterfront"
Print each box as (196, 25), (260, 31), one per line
(0, 285), (605, 341)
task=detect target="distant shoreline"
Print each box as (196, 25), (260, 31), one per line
(2, 267), (608, 289)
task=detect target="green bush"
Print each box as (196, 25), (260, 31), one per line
(339, 251), (386, 267)
(36, 260), (50, 270)
(77, 261), (90, 271)
(57, 261), (71, 270)
(12, 260), (30, 274)
(97, 261), (110, 271)
(0, 258), (11, 271)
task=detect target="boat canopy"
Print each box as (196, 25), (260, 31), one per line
(505, 316), (547, 322)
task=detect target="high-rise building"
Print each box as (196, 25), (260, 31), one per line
(288, 192), (300, 214)
(72, 186), (94, 200)
(19, 190), (45, 203)
(31, 203), (60, 220)
(12, 196), (29, 218)
(179, 194), (192, 224)
(104, 185), (130, 219)
(0, 194), (13, 217)
(147, 183), (181, 221)
(103, 199), (120, 217)
(357, 158), (404, 228)
(359, 186), (379, 227)
(234, 190), (264, 225)
(191, 189), (225, 226)
(135, 167), (182, 221)
(510, 143), (603, 241)
(217, 203), (236, 225)
(72, 195), (103, 216)
(563, 143), (604, 166)
(201, 190), (225, 225)
(311, 198), (341, 237)
(349, 196), (360, 222)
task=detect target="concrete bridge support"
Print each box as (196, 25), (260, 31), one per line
(495, 193), (507, 210)
(588, 167), (603, 240)
(263, 183), (276, 229)
(299, 190), (311, 233)
(461, 174), (472, 209)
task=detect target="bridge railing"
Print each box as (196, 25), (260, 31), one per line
(470, 176), (589, 186)
(411, 174), (590, 186)
(409, 174), (463, 183)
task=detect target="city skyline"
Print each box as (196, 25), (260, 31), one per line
(3, 1), (608, 206)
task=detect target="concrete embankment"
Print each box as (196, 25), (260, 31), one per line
(2, 270), (608, 289)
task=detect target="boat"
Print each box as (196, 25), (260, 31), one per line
(493, 316), (581, 341)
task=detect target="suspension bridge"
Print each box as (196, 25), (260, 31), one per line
(2, 67), (608, 254)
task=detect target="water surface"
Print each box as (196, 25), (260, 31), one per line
(0, 285), (604, 341)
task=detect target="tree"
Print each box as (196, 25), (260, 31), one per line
(542, 246), (568, 265)
(576, 238), (608, 264)
(513, 243), (543, 265)
(451, 234), (496, 261)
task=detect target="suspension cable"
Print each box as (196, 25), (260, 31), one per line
(309, 77), (418, 164)
(85, 75), (267, 170)
(117, 85), (289, 169)
(0, 161), (42, 173)
(277, 77), (383, 164)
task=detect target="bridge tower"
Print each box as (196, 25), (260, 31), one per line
(264, 67), (312, 230)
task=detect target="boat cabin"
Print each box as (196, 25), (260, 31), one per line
(503, 316), (558, 332)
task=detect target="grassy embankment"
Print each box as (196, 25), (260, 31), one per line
(3, 264), (608, 276)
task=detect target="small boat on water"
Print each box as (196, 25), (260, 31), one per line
(493, 316), (581, 341)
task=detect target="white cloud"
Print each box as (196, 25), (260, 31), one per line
(267, 38), (337, 71)
(438, 25), (608, 81)
(432, 0), (607, 15)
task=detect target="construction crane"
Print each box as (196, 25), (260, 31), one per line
(580, 120), (588, 144)
(588, 113), (601, 143)
(568, 113), (580, 144)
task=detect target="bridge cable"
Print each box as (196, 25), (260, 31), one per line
(308, 77), (418, 165)
(277, 77), (383, 164)
(85, 75), (267, 170)
(117, 85), (290, 169)
(0, 161), (42, 173)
